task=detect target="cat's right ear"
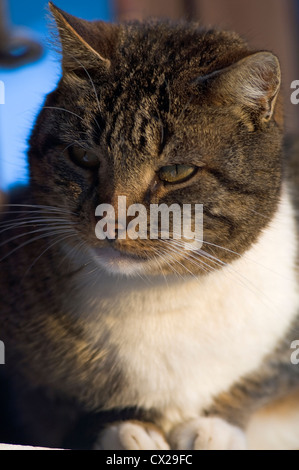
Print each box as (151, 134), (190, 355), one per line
(49, 2), (118, 74)
(197, 52), (282, 127)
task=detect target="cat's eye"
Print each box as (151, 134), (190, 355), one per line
(69, 146), (99, 169)
(158, 164), (198, 184)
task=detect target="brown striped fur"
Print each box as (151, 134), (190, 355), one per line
(0, 3), (298, 449)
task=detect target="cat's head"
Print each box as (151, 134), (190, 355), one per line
(28, 3), (283, 277)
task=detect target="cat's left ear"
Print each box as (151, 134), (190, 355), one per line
(198, 52), (281, 125)
(49, 2), (118, 73)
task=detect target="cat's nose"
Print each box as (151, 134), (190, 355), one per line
(106, 220), (126, 241)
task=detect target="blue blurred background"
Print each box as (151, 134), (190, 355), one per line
(0, 0), (113, 190)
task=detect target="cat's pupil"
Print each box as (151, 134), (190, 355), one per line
(158, 164), (197, 184)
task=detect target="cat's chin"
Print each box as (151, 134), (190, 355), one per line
(91, 246), (150, 277)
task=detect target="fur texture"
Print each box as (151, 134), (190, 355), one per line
(0, 3), (299, 449)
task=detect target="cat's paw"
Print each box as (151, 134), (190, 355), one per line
(94, 420), (170, 450)
(169, 417), (247, 450)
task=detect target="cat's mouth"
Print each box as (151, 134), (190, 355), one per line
(91, 246), (150, 276)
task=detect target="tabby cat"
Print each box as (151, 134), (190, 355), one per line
(0, 2), (299, 450)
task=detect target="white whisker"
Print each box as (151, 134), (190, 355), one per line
(0, 228), (77, 263)
(43, 106), (84, 121)
(0, 225), (76, 247)
(23, 232), (77, 278)
(0, 204), (76, 215)
(73, 57), (103, 132)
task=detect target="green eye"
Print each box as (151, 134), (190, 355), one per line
(69, 146), (99, 169)
(158, 164), (197, 184)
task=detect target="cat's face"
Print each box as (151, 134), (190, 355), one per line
(28, 4), (283, 277)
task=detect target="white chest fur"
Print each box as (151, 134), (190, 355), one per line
(78, 190), (299, 432)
